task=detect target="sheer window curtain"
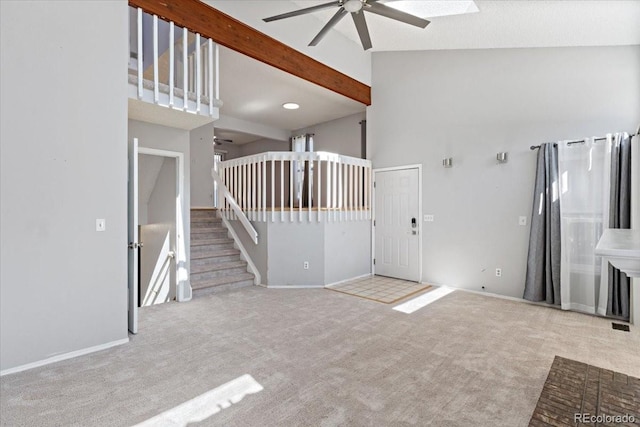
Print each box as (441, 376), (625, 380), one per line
(557, 138), (610, 314)
(555, 133), (631, 318)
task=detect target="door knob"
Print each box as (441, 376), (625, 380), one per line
(411, 217), (417, 228)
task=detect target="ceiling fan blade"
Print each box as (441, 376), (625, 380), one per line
(263, 1), (341, 22)
(365, 2), (430, 28)
(351, 11), (372, 51)
(309, 8), (348, 46)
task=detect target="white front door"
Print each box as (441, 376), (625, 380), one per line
(374, 167), (420, 282)
(127, 138), (139, 334)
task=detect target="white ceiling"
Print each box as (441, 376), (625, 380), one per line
(203, 1), (640, 143)
(217, 46), (365, 132)
(283, 0), (640, 52)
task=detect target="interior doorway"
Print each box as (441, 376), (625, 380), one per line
(373, 165), (422, 282)
(128, 140), (188, 334)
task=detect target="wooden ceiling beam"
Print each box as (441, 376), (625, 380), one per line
(129, 0), (371, 106)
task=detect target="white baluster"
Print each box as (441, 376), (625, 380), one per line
(317, 158), (322, 223)
(208, 39), (214, 117)
(271, 158), (275, 222)
(182, 27), (187, 110)
(153, 15), (159, 104)
(169, 22), (174, 108)
(137, 8), (143, 99)
(280, 159), (284, 221)
(195, 33), (201, 113)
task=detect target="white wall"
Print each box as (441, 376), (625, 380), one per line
(0, 1), (129, 371)
(295, 112), (366, 158)
(190, 123), (215, 207)
(368, 46), (640, 298)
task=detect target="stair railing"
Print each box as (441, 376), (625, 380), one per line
(211, 168), (258, 245)
(216, 151), (372, 223)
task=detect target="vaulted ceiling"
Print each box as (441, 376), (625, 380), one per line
(203, 0), (639, 142)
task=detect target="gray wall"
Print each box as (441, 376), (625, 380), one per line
(324, 221), (371, 285)
(147, 158), (177, 226)
(368, 46), (640, 298)
(240, 139), (290, 157)
(267, 220), (326, 287)
(227, 219), (268, 284)
(227, 216), (371, 287)
(0, 1), (129, 371)
(220, 138), (289, 160)
(190, 123), (215, 207)
(129, 120), (191, 294)
(295, 112), (366, 158)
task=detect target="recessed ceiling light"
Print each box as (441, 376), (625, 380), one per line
(282, 102), (300, 110)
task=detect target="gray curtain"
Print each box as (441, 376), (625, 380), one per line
(607, 133), (632, 319)
(524, 143), (561, 304)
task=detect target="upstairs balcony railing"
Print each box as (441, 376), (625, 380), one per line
(129, 6), (221, 116)
(215, 152), (372, 224)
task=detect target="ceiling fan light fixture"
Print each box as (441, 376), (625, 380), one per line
(282, 102), (300, 110)
(343, 0), (363, 13)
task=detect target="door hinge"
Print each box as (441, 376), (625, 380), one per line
(373, 181), (376, 188)
(373, 220), (376, 226)
(373, 258), (376, 265)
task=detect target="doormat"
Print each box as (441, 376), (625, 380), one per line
(529, 356), (640, 426)
(327, 276), (432, 304)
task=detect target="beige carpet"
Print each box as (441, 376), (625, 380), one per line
(328, 275), (432, 303)
(1, 287), (639, 426)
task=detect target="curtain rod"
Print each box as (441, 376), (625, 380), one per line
(291, 133), (314, 140)
(529, 131), (639, 151)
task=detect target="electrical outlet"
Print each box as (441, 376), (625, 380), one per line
(495, 268), (502, 277)
(96, 219), (106, 232)
(303, 261), (309, 270)
(518, 216), (527, 226)
(424, 214), (434, 222)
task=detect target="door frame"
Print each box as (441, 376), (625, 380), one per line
(372, 164), (423, 282)
(136, 147), (190, 303)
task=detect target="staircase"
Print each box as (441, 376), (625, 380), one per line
(190, 208), (254, 297)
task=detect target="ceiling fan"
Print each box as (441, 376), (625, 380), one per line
(213, 137), (233, 146)
(263, 0), (430, 51)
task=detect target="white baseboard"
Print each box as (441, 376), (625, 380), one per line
(325, 273), (372, 288)
(0, 337), (129, 377)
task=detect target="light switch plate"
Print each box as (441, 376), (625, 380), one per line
(96, 219), (106, 232)
(518, 216), (527, 226)
(424, 214), (434, 222)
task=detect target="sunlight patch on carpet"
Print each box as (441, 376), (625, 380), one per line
(133, 374), (263, 426)
(393, 286), (455, 313)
